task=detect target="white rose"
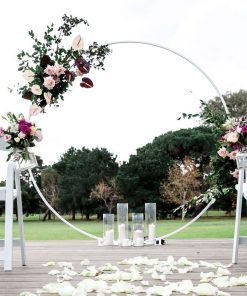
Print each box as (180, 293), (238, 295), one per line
(23, 69), (35, 82)
(14, 137), (20, 143)
(72, 34), (84, 50)
(226, 131), (239, 143)
(43, 76), (56, 90)
(31, 84), (42, 95)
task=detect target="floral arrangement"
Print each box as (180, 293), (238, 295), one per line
(0, 113), (42, 161)
(217, 116), (247, 178)
(16, 14), (110, 111)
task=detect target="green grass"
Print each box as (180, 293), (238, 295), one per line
(0, 215), (246, 240)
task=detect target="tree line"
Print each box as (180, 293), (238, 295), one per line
(1, 89), (246, 220)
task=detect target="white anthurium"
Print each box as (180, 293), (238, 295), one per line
(216, 267), (231, 277)
(81, 266), (99, 277)
(212, 276), (230, 288)
(31, 84), (42, 95)
(151, 271), (166, 281)
(57, 262), (74, 269)
(192, 283), (219, 296)
(146, 285), (173, 296)
(72, 35), (84, 50)
(98, 263), (119, 272)
(23, 69), (35, 82)
(229, 275), (247, 286)
(20, 292), (37, 296)
(80, 259), (90, 266)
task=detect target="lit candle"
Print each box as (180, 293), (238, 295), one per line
(148, 223), (156, 244)
(118, 223), (126, 244)
(104, 229), (114, 245)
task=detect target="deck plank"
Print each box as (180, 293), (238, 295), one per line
(0, 239), (246, 295)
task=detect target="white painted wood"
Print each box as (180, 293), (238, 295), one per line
(15, 169), (26, 266)
(0, 162), (26, 271)
(232, 164), (247, 264)
(4, 162), (15, 271)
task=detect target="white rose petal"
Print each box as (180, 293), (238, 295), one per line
(58, 262), (74, 269)
(23, 69), (35, 82)
(80, 259), (90, 266)
(48, 269), (61, 275)
(216, 267), (231, 276)
(212, 276), (230, 288)
(20, 292), (37, 296)
(72, 34), (84, 50)
(193, 283), (218, 296)
(42, 261), (56, 267)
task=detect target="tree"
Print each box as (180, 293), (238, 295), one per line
(41, 167), (59, 221)
(54, 147), (119, 220)
(160, 157), (202, 219)
(90, 178), (122, 213)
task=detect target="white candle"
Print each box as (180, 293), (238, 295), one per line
(135, 237), (144, 246)
(104, 229), (114, 245)
(148, 223), (156, 243)
(122, 238), (131, 247)
(118, 223), (126, 244)
(133, 229), (144, 246)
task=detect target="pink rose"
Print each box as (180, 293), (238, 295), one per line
(44, 92), (52, 105)
(44, 65), (55, 76)
(226, 131), (239, 143)
(0, 127), (4, 137)
(230, 169), (239, 179)
(217, 147), (229, 158)
(4, 134), (11, 142)
(43, 76), (56, 90)
(35, 130), (43, 142)
(53, 63), (65, 76)
(18, 132), (26, 139)
(229, 150), (239, 160)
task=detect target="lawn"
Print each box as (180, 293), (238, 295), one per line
(0, 215), (246, 240)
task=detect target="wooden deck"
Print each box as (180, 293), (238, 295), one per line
(0, 239), (246, 295)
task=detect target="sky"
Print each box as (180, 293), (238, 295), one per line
(0, 0), (247, 179)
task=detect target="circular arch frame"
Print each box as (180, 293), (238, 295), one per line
(30, 40), (229, 241)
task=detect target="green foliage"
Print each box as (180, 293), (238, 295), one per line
(54, 147), (118, 219)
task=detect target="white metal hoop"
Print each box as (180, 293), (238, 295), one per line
(30, 41), (228, 240)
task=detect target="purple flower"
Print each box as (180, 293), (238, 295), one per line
(18, 119), (32, 134)
(241, 124), (247, 133)
(232, 143), (241, 150)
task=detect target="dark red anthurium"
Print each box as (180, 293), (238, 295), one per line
(80, 77), (93, 88)
(75, 57), (90, 74)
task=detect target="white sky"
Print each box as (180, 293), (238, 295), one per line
(1, 0), (247, 180)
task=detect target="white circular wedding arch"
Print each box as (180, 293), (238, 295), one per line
(29, 40), (229, 241)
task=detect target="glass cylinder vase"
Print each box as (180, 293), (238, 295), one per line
(117, 203), (129, 246)
(103, 214), (114, 246)
(145, 203), (156, 244)
(132, 213), (144, 246)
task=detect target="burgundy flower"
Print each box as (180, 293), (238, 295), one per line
(18, 119), (32, 134)
(75, 57), (90, 74)
(232, 143), (241, 150)
(241, 124), (247, 133)
(64, 70), (76, 82)
(80, 77), (93, 88)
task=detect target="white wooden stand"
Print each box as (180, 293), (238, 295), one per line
(232, 152), (247, 264)
(0, 162), (26, 271)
